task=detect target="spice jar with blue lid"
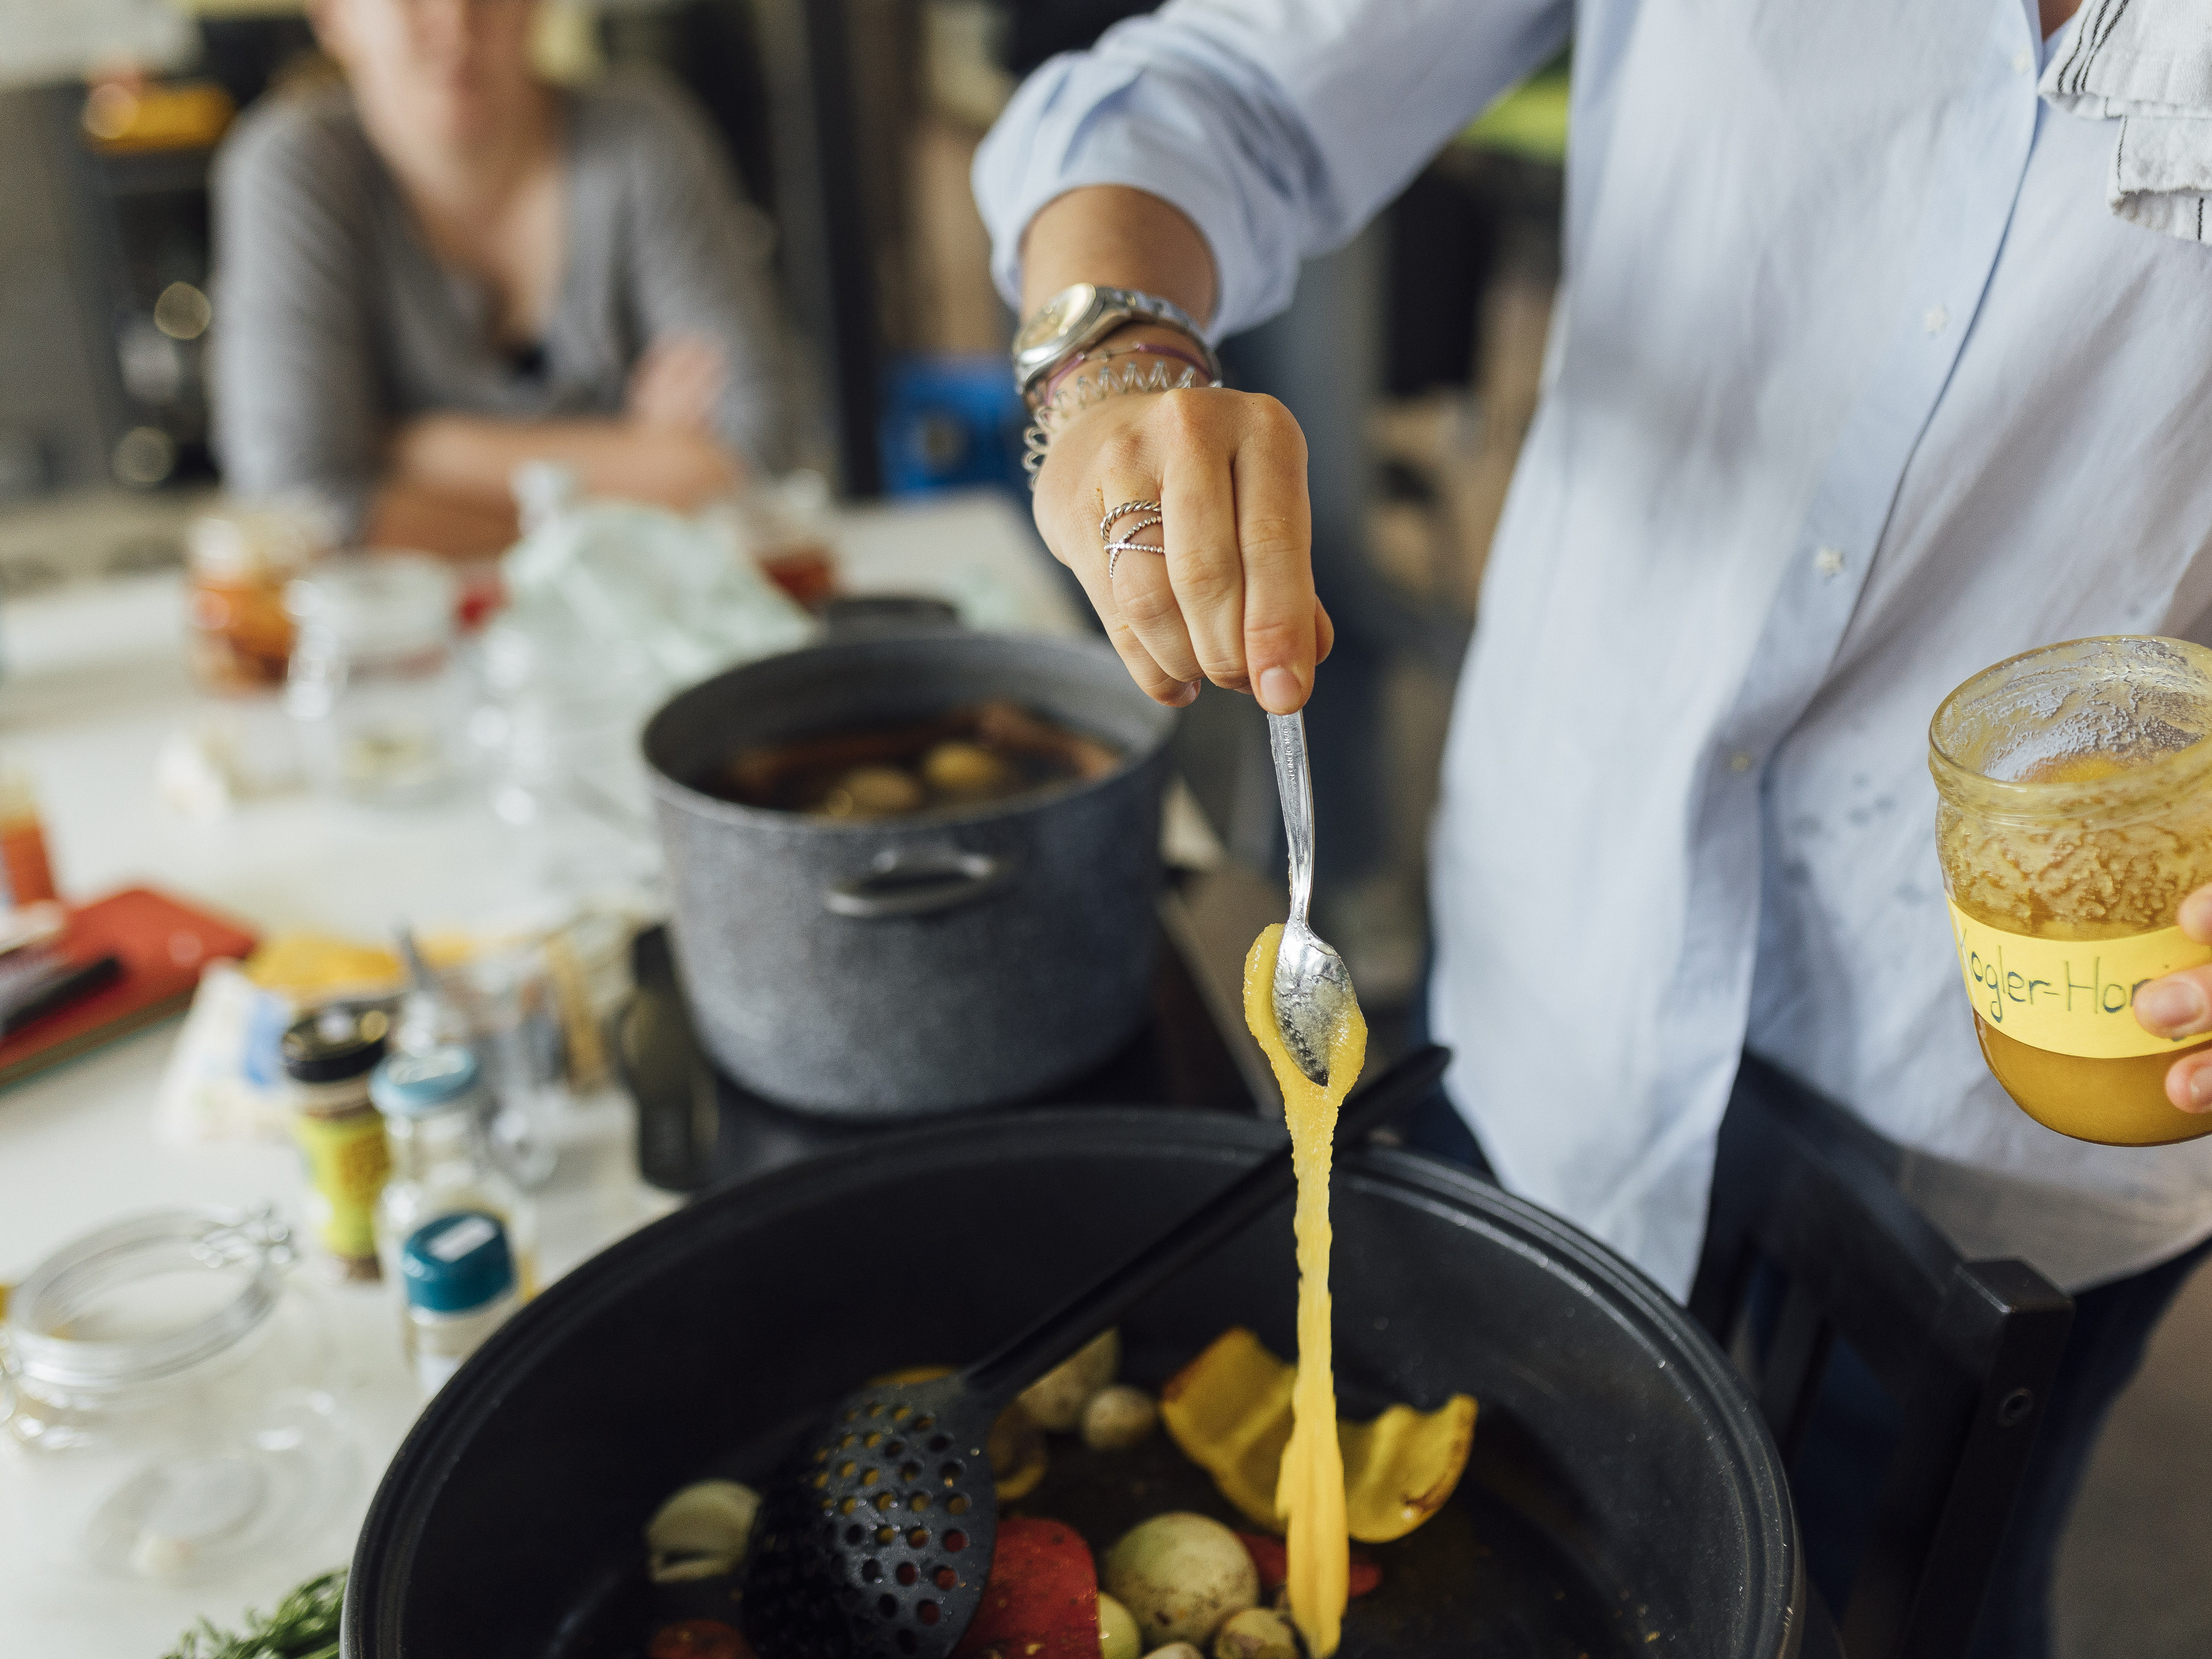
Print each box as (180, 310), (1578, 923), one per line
(400, 1211), (518, 1391)
(371, 1043), (538, 1294)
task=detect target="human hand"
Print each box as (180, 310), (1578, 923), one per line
(626, 336), (727, 433)
(2132, 885), (2212, 1109)
(389, 408), (737, 516)
(1032, 382), (1332, 713)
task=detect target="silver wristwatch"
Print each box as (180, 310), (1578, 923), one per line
(1011, 283), (1219, 401)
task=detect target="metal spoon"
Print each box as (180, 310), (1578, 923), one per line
(1267, 711), (1354, 1086)
(739, 1044), (1453, 1659)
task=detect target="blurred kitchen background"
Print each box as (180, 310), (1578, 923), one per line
(0, 0), (1568, 1019)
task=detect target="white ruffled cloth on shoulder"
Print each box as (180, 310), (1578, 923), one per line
(2042, 0), (2212, 242)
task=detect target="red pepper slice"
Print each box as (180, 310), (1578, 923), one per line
(648, 1619), (754, 1659)
(950, 1516), (1100, 1659)
(1234, 1532), (1383, 1599)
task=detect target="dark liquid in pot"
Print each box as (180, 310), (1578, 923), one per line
(697, 700), (1120, 819)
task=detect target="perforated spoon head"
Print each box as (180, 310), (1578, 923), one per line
(742, 1374), (1000, 1659)
(1272, 915), (1353, 1087)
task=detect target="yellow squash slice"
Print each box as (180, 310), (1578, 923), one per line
(1159, 1327), (1477, 1543)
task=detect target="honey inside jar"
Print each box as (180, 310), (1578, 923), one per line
(1930, 636), (2212, 1145)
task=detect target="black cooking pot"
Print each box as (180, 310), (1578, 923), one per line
(642, 631), (1176, 1116)
(344, 1111), (1803, 1659)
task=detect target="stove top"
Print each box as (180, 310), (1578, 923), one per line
(618, 914), (1261, 1193)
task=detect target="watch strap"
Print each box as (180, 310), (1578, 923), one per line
(1014, 285), (1219, 399)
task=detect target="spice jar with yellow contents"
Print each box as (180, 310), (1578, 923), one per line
(1930, 636), (2212, 1145)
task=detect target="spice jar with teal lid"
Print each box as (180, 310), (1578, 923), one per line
(400, 1211), (518, 1391)
(371, 1044), (538, 1295)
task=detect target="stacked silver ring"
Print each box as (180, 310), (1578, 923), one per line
(1100, 499), (1166, 582)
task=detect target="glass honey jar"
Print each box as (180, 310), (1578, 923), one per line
(1930, 636), (2212, 1145)
(185, 505), (329, 692)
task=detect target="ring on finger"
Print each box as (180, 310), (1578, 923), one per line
(1100, 498), (1162, 542)
(1106, 540), (1166, 582)
(1105, 516), (1165, 583)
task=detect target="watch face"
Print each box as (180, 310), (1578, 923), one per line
(1014, 284), (1097, 357)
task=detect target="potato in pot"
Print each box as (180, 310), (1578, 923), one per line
(1101, 1513), (1259, 1650)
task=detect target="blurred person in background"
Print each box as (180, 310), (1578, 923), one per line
(211, 0), (792, 557)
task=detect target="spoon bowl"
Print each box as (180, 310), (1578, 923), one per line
(1272, 914), (1353, 1086)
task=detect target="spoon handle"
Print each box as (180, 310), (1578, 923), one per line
(1267, 712), (1317, 925)
(961, 1044), (1452, 1406)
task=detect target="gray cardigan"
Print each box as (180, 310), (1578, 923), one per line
(210, 71), (792, 539)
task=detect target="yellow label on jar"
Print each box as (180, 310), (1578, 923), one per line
(1947, 902), (2212, 1058)
(293, 1109), (392, 1260)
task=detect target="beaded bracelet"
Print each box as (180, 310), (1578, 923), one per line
(1033, 341), (1216, 411)
(1021, 351), (1224, 487)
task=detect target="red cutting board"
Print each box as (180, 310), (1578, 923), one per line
(0, 887), (258, 1091)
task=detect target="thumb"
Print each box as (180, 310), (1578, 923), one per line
(2136, 967), (2212, 1039)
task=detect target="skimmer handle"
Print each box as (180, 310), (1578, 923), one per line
(1267, 712), (1317, 926)
(962, 1043), (1452, 1406)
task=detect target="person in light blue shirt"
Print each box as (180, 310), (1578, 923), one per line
(975, 1), (2212, 1649)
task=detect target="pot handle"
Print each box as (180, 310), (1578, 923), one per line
(824, 850), (1012, 920)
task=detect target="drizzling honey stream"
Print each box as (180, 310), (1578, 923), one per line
(1243, 922), (1368, 1657)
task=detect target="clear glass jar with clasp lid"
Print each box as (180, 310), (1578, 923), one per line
(285, 553), (463, 807)
(1930, 635), (2212, 1146)
(0, 1207), (356, 1583)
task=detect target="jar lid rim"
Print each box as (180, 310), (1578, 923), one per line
(0, 1207), (287, 1391)
(283, 553), (457, 651)
(371, 1044), (482, 1112)
(282, 1004), (391, 1082)
(1929, 634), (2212, 804)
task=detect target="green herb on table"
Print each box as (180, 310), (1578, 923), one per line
(161, 1568), (346, 1659)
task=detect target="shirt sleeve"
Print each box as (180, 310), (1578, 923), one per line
(973, 0), (1572, 338)
(608, 73), (798, 474)
(208, 98), (385, 541)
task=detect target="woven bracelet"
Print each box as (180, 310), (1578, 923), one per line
(1034, 341), (1216, 410)
(1021, 357), (1223, 487)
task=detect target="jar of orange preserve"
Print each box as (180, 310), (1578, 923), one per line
(186, 505), (329, 691)
(1930, 636), (2212, 1145)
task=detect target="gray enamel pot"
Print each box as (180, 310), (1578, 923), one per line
(642, 631), (1176, 1115)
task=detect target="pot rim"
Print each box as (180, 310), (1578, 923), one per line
(342, 1109), (1802, 1659)
(640, 631), (1177, 835)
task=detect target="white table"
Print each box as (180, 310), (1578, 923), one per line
(0, 489), (1079, 1655)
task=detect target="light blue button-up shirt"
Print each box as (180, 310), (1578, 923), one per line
(976, 0), (2212, 1297)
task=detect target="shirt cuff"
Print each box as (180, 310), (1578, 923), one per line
(974, 49), (1309, 341)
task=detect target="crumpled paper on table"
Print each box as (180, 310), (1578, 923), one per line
(501, 467), (818, 691)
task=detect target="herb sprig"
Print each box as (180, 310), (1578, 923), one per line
(161, 1568), (347, 1659)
